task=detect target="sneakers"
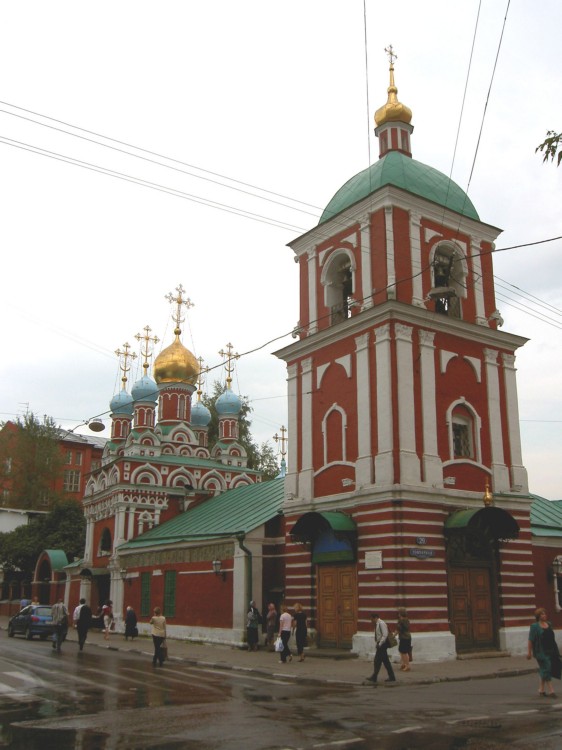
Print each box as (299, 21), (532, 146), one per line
(365, 675), (377, 683)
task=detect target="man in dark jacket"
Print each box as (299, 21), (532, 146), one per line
(75, 598), (92, 651)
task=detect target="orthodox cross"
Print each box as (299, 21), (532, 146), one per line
(196, 356), (209, 401)
(135, 325), (160, 375)
(384, 44), (397, 65)
(218, 342), (240, 390)
(165, 284), (194, 335)
(273, 425), (288, 458)
(115, 342), (137, 390)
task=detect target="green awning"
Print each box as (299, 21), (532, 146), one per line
(444, 507), (519, 540)
(290, 511), (356, 541)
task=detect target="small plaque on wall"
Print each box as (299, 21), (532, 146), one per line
(365, 550), (383, 569)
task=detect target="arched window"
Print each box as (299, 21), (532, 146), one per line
(322, 251), (355, 325)
(430, 243), (467, 319)
(99, 528), (112, 556)
(446, 400), (482, 464)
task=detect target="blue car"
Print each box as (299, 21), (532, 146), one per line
(8, 604), (54, 640)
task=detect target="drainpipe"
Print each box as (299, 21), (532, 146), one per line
(236, 532), (252, 605)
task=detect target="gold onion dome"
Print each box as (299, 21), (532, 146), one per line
(374, 63), (412, 127)
(153, 328), (199, 386)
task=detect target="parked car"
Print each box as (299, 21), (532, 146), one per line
(7, 604), (54, 640)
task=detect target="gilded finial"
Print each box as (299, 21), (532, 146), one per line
(115, 343), (137, 390)
(135, 325), (160, 375)
(165, 284), (194, 337)
(219, 342), (240, 390)
(196, 356), (209, 402)
(483, 482), (494, 507)
(375, 45), (412, 127)
(273, 426), (288, 459)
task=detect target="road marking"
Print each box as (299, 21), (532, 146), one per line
(312, 739), (364, 748)
(5, 671), (41, 685)
(392, 726), (423, 734)
(446, 715), (490, 725)
(506, 709), (539, 715)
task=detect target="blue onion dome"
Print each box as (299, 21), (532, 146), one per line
(216, 389), (242, 416)
(131, 374), (158, 403)
(110, 389), (134, 416)
(191, 400), (212, 427)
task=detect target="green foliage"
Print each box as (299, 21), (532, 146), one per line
(536, 130), (562, 167)
(201, 382), (280, 481)
(0, 500), (85, 576)
(0, 413), (64, 509)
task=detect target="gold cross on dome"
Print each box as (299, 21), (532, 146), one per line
(218, 342), (240, 390)
(165, 284), (194, 335)
(115, 342), (137, 389)
(273, 425), (288, 458)
(384, 45), (397, 65)
(196, 356), (209, 401)
(135, 325), (160, 375)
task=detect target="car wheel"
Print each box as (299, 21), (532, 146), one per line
(25, 627), (33, 640)
(7, 624), (14, 637)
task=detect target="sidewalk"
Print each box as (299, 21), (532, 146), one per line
(0, 617), (535, 687)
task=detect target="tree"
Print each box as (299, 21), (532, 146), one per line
(0, 500), (85, 576)
(536, 130), (562, 167)
(0, 413), (64, 509)
(201, 382), (281, 481)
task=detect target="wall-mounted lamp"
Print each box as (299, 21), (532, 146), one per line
(120, 568), (131, 585)
(547, 557), (562, 583)
(212, 559), (226, 582)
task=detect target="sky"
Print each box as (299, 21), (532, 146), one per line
(0, 1), (561, 498)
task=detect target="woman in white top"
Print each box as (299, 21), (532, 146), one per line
(278, 604), (293, 663)
(150, 607), (167, 666)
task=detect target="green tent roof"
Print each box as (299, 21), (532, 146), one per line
(320, 150), (479, 224)
(119, 478), (284, 550)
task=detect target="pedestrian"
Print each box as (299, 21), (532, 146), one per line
(527, 607), (561, 697)
(74, 598), (92, 651)
(292, 602), (308, 662)
(150, 607), (167, 667)
(278, 604), (293, 663)
(265, 603), (278, 650)
(396, 607), (412, 672)
(51, 597), (68, 653)
(125, 606), (138, 641)
(101, 600), (113, 640)
(366, 612), (396, 683)
(31, 596), (40, 605)
(246, 600), (261, 651)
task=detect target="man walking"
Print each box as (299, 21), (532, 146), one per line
(366, 612), (396, 683)
(51, 598), (68, 653)
(73, 598), (92, 651)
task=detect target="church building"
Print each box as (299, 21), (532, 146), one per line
(274, 51), (534, 660)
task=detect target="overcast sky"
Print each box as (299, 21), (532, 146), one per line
(0, 1), (560, 498)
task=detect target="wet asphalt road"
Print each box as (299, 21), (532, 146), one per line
(0, 635), (561, 750)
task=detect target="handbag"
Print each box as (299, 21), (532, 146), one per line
(387, 632), (397, 648)
(161, 641), (168, 661)
(274, 636), (283, 653)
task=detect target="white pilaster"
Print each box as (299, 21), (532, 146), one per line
(285, 363), (299, 497)
(359, 215), (373, 311)
(299, 358), (314, 500)
(374, 324), (394, 483)
(502, 353), (529, 492)
(307, 248), (318, 334)
(384, 205), (396, 299)
(419, 330), (442, 485)
(355, 332), (373, 486)
(471, 240), (487, 325)
(484, 348), (510, 490)
(395, 324), (420, 483)
(410, 211), (425, 307)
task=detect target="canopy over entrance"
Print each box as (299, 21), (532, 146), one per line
(444, 506), (519, 541)
(290, 511), (357, 564)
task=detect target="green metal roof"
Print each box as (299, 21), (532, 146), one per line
(444, 507), (519, 540)
(119, 478), (284, 550)
(530, 495), (562, 537)
(319, 150), (480, 224)
(318, 511), (356, 532)
(43, 549), (69, 571)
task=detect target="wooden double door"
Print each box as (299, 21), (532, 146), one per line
(317, 564), (357, 648)
(449, 566), (496, 651)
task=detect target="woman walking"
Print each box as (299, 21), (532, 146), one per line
(265, 603), (278, 650)
(150, 607), (167, 667)
(396, 607), (412, 672)
(292, 603), (308, 661)
(527, 607), (561, 697)
(246, 601), (261, 651)
(278, 604), (293, 663)
(101, 600), (113, 641)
